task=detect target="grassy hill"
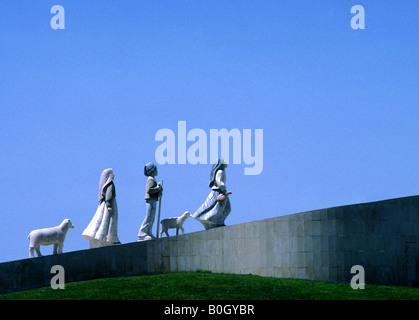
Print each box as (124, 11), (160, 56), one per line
(1, 271), (419, 300)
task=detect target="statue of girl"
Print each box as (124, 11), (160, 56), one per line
(82, 168), (120, 248)
(192, 158), (232, 230)
(138, 162), (163, 241)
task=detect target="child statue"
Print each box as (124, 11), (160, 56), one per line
(192, 158), (231, 230)
(82, 168), (120, 248)
(138, 162), (163, 241)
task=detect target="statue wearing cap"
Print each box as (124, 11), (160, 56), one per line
(138, 162), (162, 241)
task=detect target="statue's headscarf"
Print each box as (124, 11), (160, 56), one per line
(209, 158), (226, 188)
(98, 168), (114, 201)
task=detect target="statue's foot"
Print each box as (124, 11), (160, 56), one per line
(137, 235), (154, 242)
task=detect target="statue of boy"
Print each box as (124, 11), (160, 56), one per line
(137, 162), (163, 241)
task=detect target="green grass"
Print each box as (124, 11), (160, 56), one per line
(1, 272), (419, 300)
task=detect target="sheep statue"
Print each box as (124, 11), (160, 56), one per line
(27, 219), (75, 258)
(160, 211), (191, 238)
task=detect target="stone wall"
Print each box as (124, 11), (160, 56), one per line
(0, 241), (148, 294)
(148, 194), (419, 286)
(1, 195), (418, 294)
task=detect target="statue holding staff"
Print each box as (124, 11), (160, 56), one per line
(138, 162), (163, 241)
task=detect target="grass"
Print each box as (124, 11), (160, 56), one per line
(1, 271), (419, 300)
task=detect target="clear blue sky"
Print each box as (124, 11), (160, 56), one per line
(0, 1), (418, 263)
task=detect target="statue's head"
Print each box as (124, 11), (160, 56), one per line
(220, 158), (228, 169)
(144, 162), (158, 177)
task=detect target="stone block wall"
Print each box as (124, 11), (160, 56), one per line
(145, 195), (419, 286)
(0, 242), (148, 294)
(1, 195), (418, 294)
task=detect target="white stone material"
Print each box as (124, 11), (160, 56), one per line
(160, 211), (191, 237)
(27, 219), (75, 258)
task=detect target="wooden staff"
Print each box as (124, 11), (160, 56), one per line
(156, 180), (163, 238)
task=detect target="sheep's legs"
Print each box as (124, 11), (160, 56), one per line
(54, 243), (63, 254)
(35, 246), (42, 257)
(28, 246), (43, 257)
(161, 229), (170, 237)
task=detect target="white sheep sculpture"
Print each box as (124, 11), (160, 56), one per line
(160, 211), (191, 238)
(27, 219), (75, 258)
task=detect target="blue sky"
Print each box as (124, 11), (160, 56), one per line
(0, 1), (418, 263)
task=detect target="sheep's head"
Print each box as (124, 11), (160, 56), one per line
(64, 219), (75, 229)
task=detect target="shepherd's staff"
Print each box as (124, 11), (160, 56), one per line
(156, 180), (163, 238)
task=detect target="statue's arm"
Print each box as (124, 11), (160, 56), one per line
(215, 170), (226, 191)
(105, 183), (114, 208)
(147, 179), (161, 194)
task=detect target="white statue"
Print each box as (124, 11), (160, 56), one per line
(192, 158), (232, 230)
(82, 168), (120, 248)
(160, 211), (191, 237)
(138, 162), (163, 241)
(27, 219), (75, 258)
